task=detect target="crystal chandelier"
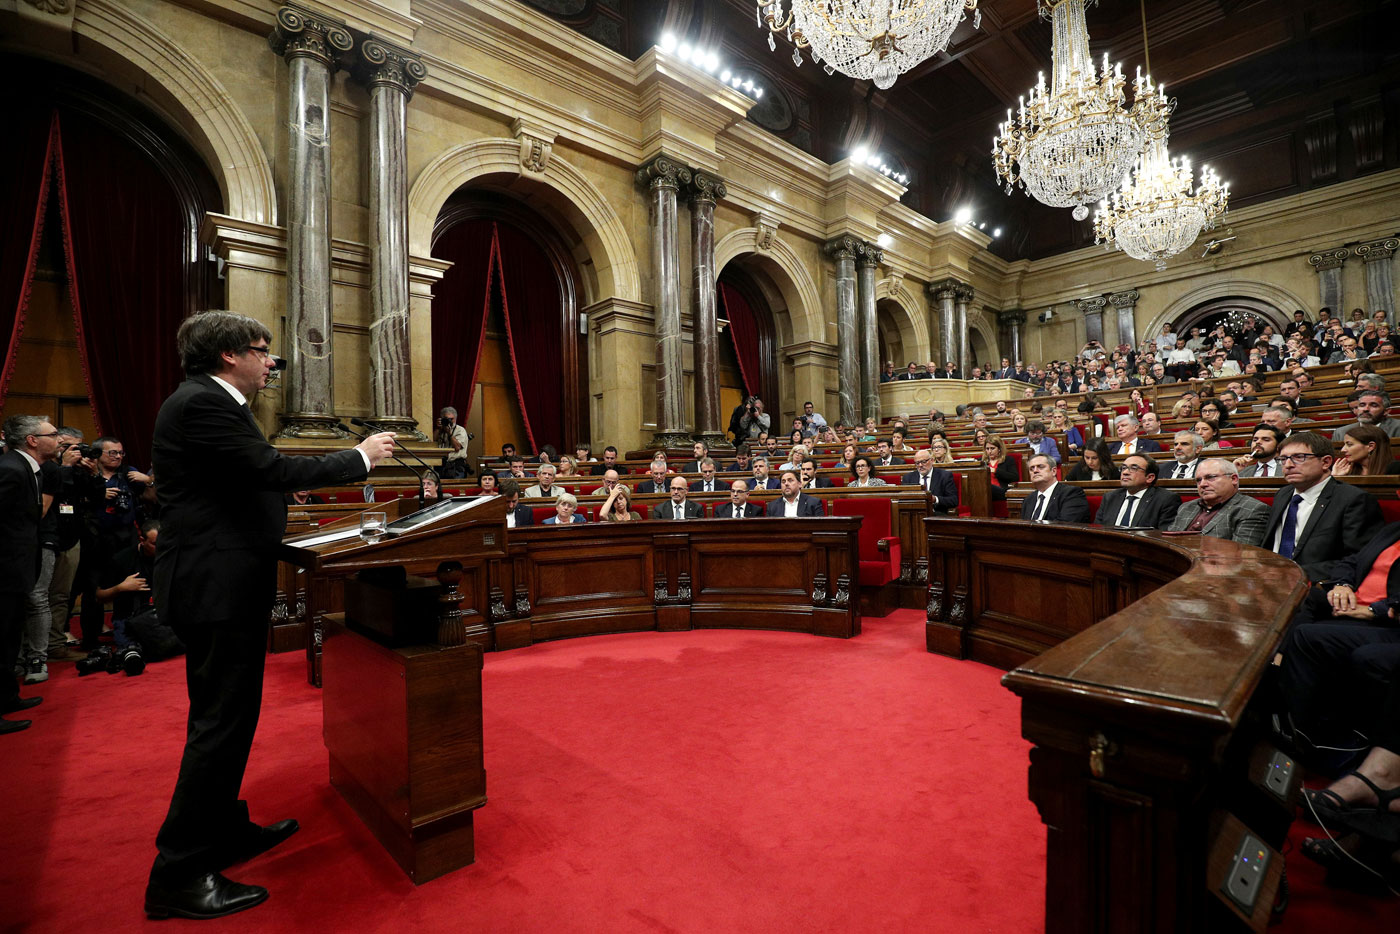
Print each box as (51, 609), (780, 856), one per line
(756, 1), (980, 90)
(1093, 139), (1229, 270)
(992, 0), (1172, 220)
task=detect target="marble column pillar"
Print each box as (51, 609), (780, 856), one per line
(1354, 238), (1399, 316)
(688, 171), (727, 447)
(824, 236), (862, 427)
(1308, 248), (1350, 313)
(927, 280), (958, 371)
(636, 156), (692, 446)
(855, 243), (883, 423)
(953, 285), (973, 377)
(1108, 289), (1140, 348)
(997, 310), (1026, 366)
(1076, 296), (1108, 346)
(351, 37), (427, 438)
(269, 6), (353, 438)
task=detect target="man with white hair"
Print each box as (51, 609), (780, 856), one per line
(1109, 414), (1162, 457)
(1166, 458), (1269, 545)
(523, 463), (559, 499)
(634, 460), (670, 495)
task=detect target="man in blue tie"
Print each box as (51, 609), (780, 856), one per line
(1262, 432), (1383, 583)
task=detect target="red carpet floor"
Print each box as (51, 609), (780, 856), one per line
(1, 612), (1395, 932)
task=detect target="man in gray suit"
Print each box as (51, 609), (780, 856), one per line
(1167, 458), (1269, 546)
(654, 476), (703, 520)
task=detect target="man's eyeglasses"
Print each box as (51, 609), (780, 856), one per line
(29, 431), (60, 439)
(1277, 453), (1321, 466)
(103, 451), (126, 457)
(241, 345), (273, 360)
(1119, 464), (1147, 474)
(1196, 473), (1227, 482)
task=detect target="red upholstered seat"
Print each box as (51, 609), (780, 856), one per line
(831, 498), (900, 588)
(1381, 498), (1400, 524)
(1007, 451), (1024, 477)
(952, 472), (970, 517)
(531, 505), (558, 524)
(316, 516), (341, 527)
(992, 500), (1009, 519)
(633, 503), (650, 519)
(1087, 494), (1104, 523)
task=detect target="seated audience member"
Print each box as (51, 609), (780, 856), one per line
(1139, 412), (1162, 436)
(505, 455), (528, 479)
(690, 458), (722, 494)
(901, 448), (958, 513)
(573, 444), (594, 465)
(779, 445), (807, 472)
(1193, 419), (1232, 450)
(497, 442), (517, 464)
(889, 428), (913, 454)
(817, 425), (841, 445)
(1129, 387), (1151, 419)
(420, 470), (448, 504)
(635, 461), (670, 494)
(860, 417), (878, 441)
(1236, 426), (1284, 478)
(716, 480), (764, 519)
(749, 456), (780, 491)
(478, 473), (499, 495)
(1096, 455), (1181, 530)
(542, 491), (586, 524)
(1020, 454), (1090, 523)
(896, 362), (921, 381)
(655, 476), (704, 520)
(766, 470), (825, 517)
(500, 480), (532, 529)
(1170, 394), (1198, 420)
(983, 435), (1022, 497)
(1258, 403), (1301, 440)
(727, 444), (752, 473)
(762, 437), (781, 460)
(972, 428), (990, 452)
(1333, 424), (1400, 477)
(284, 490), (324, 506)
(1009, 410), (1029, 435)
(872, 440), (904, 467)
(1262, 432), (1383, 582)
(592, 469), (623, 497)
(1065, 413), (1102, 458)
(555, 455), (579, 478)
(652, 449), (670, 464)
(928, 437), (956, 466)
(848, 455), (887, 488)
(970, 408), (989, 432)
(1332, 389), (1400, 442)
(524, 464), (560, 499)
(682, 441), (710, 473)
(1018, 418), (1061, 465)
(1166, 459), (1268, 545)
(1199, 399), (1233, 431)
(589, 446), (620, 476)
(1165, 430), (1206, 480)
(1064, 438), (1118, 482)
(836, 444), (859, 471)
(598, 485), (641, 522)
(1109, 414), (1162, 456)
(799, 457), (833, 490)
(536, 444), (556, 466)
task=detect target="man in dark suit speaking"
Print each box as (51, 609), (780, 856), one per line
(144, 312), (395, 920)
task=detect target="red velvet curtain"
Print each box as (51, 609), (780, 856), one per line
(430, 219), (497, 425)
(0, 108), (58, 410)
(495, 221), (563, 454)
(719, 282), (761, 398)
(55, 110), (186, 469)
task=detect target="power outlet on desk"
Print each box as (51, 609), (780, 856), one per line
(1262, 749), (1295, 802)
(1222, 833), (1270, 915)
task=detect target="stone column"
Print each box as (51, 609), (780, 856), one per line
(855, 242), (883, 423)
(269, 5), (353, 438)
(997, 310), (1026, 365)
(1308, 247), (1350, 313)
(349, 36), (427, 437)
(953, 285), (974, 377)
(636, 156), (692, 446)
(687, 170), (727, 448)
(1354, 238), (1399, 316)
(1076, 296), (1108, 346)
(824, 236), (862, 427)
(1108, 289), (1140, 348)
(927, 279), (959, 370)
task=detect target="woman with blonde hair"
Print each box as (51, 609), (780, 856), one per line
(1171, 394), (1198, 420)
(599, 484), (643, 521)
(928, 436), (955, 466)
(1010, 410), (1028, 434)
(1333, 424), (1400, 476)
(556, 454), (579, 477)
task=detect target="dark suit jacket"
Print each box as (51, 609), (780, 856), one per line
(0, 450), (42, 594)
(1019, 483), (1092, 523)
(901, 468), (959, 514)
(653, 500), (704, 520)
(1109, 438), (1163, 455)
(1323, 523), (1400, 609)
(765, 494), (825, 517)
(1095, 486), (1182, 530)
(635, 480), (667, 494)
(714, 502), (764, 519)
(747, 477), (781, 491)
(681, 460), (706, 473)
(589, 463), (614, 476)
(509, 504), (534, 527)
(152, 374), (368, 629)
(542, 514), (587, 524)
(802, 477), (834, 490)
(874, 457), (905, 467)
(690, 479), (725, 494)
(1262, 478), (1384, 581)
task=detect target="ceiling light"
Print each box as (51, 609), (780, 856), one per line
(992, 227), (1002, 238)
(721, 69), (732, 82)
(660, 33), (677, 53)
(754, 87), (764, 98)
(852, 145), (868, 162)
(954, 207), (973, 225)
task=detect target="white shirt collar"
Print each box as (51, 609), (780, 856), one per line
(210, 375), (247, 406)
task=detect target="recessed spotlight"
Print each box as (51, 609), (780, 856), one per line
(852, 146), (868, 162)
(721, 69), (732, 82)
(754, 87), (763, 98)
(704, 52), (719, 72)
(678, 42), (692, 59)
(979, 222), (986, 229)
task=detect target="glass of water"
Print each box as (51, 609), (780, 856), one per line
(359, 511), (388, 543)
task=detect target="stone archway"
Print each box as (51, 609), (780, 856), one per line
(714, 228), (820, 346)
(1148, 280), (1307, 338)
(875, 275), (930, 365)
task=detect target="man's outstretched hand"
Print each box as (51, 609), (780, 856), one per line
(357, 431), (397, 468)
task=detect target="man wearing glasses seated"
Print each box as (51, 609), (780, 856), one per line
(1167, 458), (1269, 545)
(1095, 454), (1181, 531)
(1259, 432), (1383, 582)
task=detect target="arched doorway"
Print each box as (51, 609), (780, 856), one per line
(717, 265), (781, 428)
(1175, 296), (1287, 339)
(431, 191), (586, 459)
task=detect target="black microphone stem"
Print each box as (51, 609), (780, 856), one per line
(338, 422), (425, 511)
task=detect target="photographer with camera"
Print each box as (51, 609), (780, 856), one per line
(737, 396), (770, 441)
(74, 437), (150, 653)
(84, 519), (172, 678)
(436, 406), (472, 480)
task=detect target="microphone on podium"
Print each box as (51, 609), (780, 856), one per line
(339, 419), (432, 511)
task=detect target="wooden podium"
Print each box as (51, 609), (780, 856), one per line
(280, 496), (507, 883)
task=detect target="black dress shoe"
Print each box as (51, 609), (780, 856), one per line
(0, 696), (41, 714)
(0, 718), (31, 735)
(220, 819), (299, 870)
(144, 871), (268, 920)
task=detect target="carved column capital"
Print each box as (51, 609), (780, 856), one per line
(1107, 289), (1141, 308)
(953, 283), (974, 304)
(926, 277), (965, 301)
(855, 242), (884, 269)
(349, 36), (427, 97)
(269, 4), (353, 67)
(1354, 238), (1400, 264)
(636, 156), (691, 192)
(687, 170), (727, 206)
(1075, 295), (1109, 316)
(824, 235), (862, 262)
(1308, 248), (1351, 271)
(997, 309), (1027, 327)
(512, 118), (556, 175)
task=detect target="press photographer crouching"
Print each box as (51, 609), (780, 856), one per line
(77, 519), (183, 676)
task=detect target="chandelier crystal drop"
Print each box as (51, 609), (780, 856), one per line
(1093, 138), (1229, 270)
(992, 0), (1172, 220)
(756, 1), (980, 90)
